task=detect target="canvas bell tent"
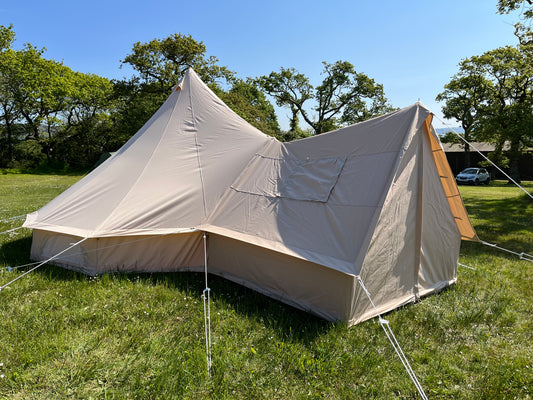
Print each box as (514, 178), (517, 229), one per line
(23, 68), (478, 326)
(24, 68), (271, 275)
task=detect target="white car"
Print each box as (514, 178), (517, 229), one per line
(455, 168), (491, 185)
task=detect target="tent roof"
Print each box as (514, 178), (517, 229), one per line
(24, 68), (270, 237)
(24, 69), (476, 277)
(202, 103), (432, 275)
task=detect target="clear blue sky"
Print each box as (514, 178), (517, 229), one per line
(1, 0), (523, 130)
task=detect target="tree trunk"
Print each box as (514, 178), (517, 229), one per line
(462, 127), (473, 168)
(464, 142), (471, 168)
(1, 113), (14, 166)
(289, 106), (299, 132)
(6, 122), (13, 164)
(508, 139), (521, 184)
(509, 158), (521, 184)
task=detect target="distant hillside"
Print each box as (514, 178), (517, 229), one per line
(436, 127), (464, 136)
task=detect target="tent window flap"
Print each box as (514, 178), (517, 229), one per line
(232, 155), (346, 202)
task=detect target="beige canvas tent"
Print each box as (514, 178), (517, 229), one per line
(23, 68), (478, 326)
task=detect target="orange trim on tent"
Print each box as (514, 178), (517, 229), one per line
(423, 115), (479, 242)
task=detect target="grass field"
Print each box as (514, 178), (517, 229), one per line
(0, 174), (532, 399)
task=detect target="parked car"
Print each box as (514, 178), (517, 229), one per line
(455, 168), (491, 185)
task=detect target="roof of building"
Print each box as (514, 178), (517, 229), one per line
(442, 142), (510, 153)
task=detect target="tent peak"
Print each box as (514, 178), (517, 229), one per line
(413, 100), (431, 114)
(172, 67), (197, 93)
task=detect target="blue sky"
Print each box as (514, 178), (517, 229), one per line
(1, 0), (523, 129)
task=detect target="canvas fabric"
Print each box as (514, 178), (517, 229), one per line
(24, 69), (477, 324)
(23, 69), (270, 237)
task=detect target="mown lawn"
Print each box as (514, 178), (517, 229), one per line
(0, 174), (532, 399)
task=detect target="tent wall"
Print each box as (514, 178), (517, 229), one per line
(31, 228), (355, 322)
(207, 234), (356, 322)
(349, 120), (460, 325)
(30, 229), (205, 275)
(350, 123), (421, 325)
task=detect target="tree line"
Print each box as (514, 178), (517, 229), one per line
(0, 26), (393, 171)
(1, 0), (531, 179)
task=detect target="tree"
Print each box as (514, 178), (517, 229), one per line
(475, 46), (533, 182)
(217, 79), (280, 137)
(436, 71), (491, 167)
(121, 33), (233, 93)
(0, 24), (116, 168)
(0, 24), (14, 51)
(108, 77), (163, 148)
(497, 0), (533, 44)
(258, 61), (394, 135)
(0, 24), (17, 165)
(114, 33), (238, 145)
(52, 72), (115, 168)
(497, 0), (533, 18)
(0, 27), (56, 167)
(257, 67), (312, 135)
(437, 44), (533, 182)
(3, 45), (68, 135)
(439, 131), (464, 144)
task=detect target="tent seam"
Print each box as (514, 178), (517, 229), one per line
(189, 75), (208, 218)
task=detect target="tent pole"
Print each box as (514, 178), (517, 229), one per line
(202, 232), (212, 376)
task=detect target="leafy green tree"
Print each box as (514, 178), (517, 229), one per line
(436, 72), (490, 167)
(438, 44), (533, 182)
(121, 33), (233, 93)
(497, 0), (533, 44)
(257, 67), (312, 135)
(475, 46), (533, 182)
(439, 131), (464, 144)
(276, 115), (311, 142)
(258, 61), (394, 135)
(0, 24), (14, 51)
(0, 24), (116, 168)
(217, 79), (280, 137)
(108, 77), (163, 148)
(497, 0), (533, 18)
(0, 24), (17, 165)
(53, 72), (115, 168)
(2, 43), (72, 158)
(0, 27), (56, 167)
(64, 72), (114, 127)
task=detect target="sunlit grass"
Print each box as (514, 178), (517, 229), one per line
(0, 175), (532, 399)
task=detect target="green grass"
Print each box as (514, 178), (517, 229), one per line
(0, 175), (532, 399)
